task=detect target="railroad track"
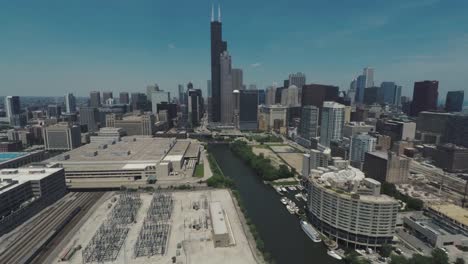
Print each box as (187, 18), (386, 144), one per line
(31, 192), (104, 264)
(0, 192), (99, 264)
(0, 193), (76, 256)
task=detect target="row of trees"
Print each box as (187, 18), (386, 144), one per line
(205, 148), (275, 263)
(231, 190), (275, 263)
(247, 134), (283, 144)
(229, 141), (296, 181)
(205, 153), (235, 188)
(381, 182), (424, 211)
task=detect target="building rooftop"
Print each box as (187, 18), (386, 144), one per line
(323, 101), (345, 108)
(47, 137), (176, 171)
(0, 168), (63, 194)
(310, 166), (396, 203)
(317, 166), (365, 183)
(367, 151), (389, 160)
(185, 142), (201, 158)
(167, 140), (190, 156)
(0, 151), (44, 167)
(210, 202), (228, 235)
(0, 152), (26, 163)
(429, 204), (468, 227)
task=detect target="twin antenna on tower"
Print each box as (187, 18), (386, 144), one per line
(211, 4), (221, 22)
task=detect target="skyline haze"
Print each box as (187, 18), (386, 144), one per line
(1, 0), (467, 98)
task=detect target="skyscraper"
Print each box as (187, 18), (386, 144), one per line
(119, 92), (129, 104)
(445, 90), (464, 112)
(265, 86), (276, 106)
(206, 80), (212, 120)
(350, 133), (376, 169)
(178, 84), (185, 104)
(151, 90), (170, 113)
(220, 51), (234, 124)
(4, 96), (23, 127)
(239, 90), (258, 131)
(47, 104), (61, 118)
(210, 5), (227, 122)
(258, 89), (266, 105)
(64, 93), (76, 113)
(102, 91), (113, 103)
(380, 82), (397, 105)
(410, 80), (439, 116)
(363, 67), (374, 88)
(355, 67), (374, 104)
(348, 79), (357, 106)
(188, 89), (203, 128)
(302, 84), (339, 108)
(130, 93), (147, 111)
(395, 85), (402, 106)
(319, 101), (345, 147)
(363, 86), (379, 105)
(302, 84), (339, 125)
(299, 105), (319, 140)
(232, 68), (243, 91)
(281, 85), (300, 107)
(355, 75), (367, 104)
(89, 91), (101, 108)
(79, 107), (99, 132)
(146, 84), (159, 100)
(288, 72), (306, 89)
(4, 96), (20, 120)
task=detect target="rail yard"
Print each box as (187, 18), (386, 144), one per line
(0, 192), (104, 264)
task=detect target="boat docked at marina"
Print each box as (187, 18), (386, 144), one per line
(300, 220), (321, 243)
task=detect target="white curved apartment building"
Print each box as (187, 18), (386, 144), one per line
(306, 166), (399, 248)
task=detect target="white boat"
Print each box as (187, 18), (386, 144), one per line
(281, 187), (288, 192)
(294, 193), (302, 201)
(280, 197), (288, 205)
(288, 186), (296, 191)
(275, 187), (283, 194)
(286, 205), (296, 214)
(300, 220), (322, 243)
(327, 250), (342, 260)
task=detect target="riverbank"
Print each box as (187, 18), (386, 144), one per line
(208, 144), (339, 264)
(206, 147), (267, 264)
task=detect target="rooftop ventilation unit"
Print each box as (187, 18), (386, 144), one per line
(28, 169), (46, 174)
(98, 144), (108, 149)
(84, 151), (98, 157)
(1, 169), (18, 175)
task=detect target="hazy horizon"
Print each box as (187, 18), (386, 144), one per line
(1, 0), (468, 97)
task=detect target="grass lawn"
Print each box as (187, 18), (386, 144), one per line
(194, 163), (204, 178)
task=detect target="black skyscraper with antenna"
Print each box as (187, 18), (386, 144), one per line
(210, 4), (227, 122)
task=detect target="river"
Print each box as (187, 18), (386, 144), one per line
(209, 144), (341, 264)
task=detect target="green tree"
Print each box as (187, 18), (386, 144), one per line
(380, 243), (393, 258)
(390, 255), (409, 264)
(430, 248), (449, 264)
(455, 258), (465, 264)
(408, 254), (431, 264)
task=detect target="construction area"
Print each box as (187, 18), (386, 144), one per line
(52, 189), (257, 264)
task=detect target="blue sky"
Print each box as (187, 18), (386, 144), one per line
(1, 0), (467, 98)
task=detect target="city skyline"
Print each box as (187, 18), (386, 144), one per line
(1, 0), (468, 97)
